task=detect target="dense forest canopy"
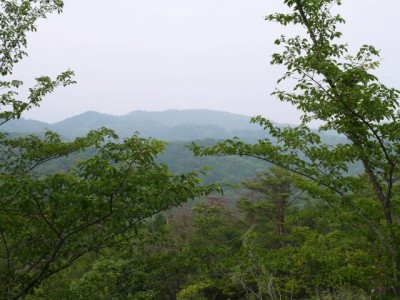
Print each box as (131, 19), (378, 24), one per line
(1, 0), (400, 299)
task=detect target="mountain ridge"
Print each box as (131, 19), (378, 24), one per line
(2, 109), (268, 141)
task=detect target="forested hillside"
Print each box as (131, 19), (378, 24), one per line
(2, 109), (267, 140)
(4, 109), (344, 143)
(1, 1), (399, 300)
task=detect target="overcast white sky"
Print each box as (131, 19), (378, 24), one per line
(13, 0), (400, 124)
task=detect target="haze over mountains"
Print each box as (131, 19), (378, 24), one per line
(3, 109), (270, 141)
(3, 110), (353, 186)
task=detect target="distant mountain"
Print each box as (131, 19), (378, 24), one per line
(1, 109), (267, 141)
(1, 109), (344, 145)
(2, 118), (50, 133)
(3, 109), (355, 182)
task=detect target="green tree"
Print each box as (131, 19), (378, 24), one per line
(0, 0), (74, 124)
(191, 0), (400, 295)
(0, 1), (218, 298)
(239, 167), (301, 238)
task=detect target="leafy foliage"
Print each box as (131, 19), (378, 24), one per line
(1, 0), (400, 299)
(0, 1), (218, 298)
(191, 0), (400, 296)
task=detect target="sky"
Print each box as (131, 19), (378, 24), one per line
(12, 0), (400, 124)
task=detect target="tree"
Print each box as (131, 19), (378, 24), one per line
(191, 0), (400, 295)
(0, 1), (218, 298)
(0, 0), (74, 124)
(239, 166), (301, 238)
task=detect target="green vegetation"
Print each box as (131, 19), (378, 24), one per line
(0, 1), (217, 299)
(191, 0), (400, 297)
(1, 0), (399, 299)
(27, 170), (376, 299)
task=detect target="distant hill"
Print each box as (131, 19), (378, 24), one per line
(2, 118), (50, 133)
(1, 109), (268, 141)
(2, 109), (343, 144)
(4, 109), (356, 187)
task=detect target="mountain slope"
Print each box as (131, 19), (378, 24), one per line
(1, 109), (264, 141)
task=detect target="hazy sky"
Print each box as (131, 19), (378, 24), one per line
(13, 0), (400, 124)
